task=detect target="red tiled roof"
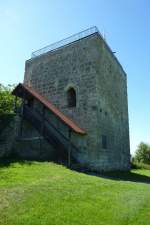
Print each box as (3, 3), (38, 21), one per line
(12, 83), (86, 135)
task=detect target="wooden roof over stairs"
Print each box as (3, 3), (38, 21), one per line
(12, 83), (86, 135)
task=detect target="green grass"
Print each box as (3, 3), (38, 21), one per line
(0, 162), (150, 225)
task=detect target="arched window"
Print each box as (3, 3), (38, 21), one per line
(67, 88), (76, 107)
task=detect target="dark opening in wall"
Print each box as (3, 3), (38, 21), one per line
(102, 135), (107, 149)
(67, 88), (76, 108)
(27, 98), (34, 107)
(25, 97), (34, 107)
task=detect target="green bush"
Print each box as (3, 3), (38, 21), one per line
(131, 161), (150, 170)
(134, 142), (150, 165)
(0, 84), (17, 135)
(0, 84), (15, 115)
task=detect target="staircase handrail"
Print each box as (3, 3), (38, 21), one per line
(23, 105), (79, 153)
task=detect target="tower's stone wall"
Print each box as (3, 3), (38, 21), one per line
(24, 33), (130, 171)
(90, 35), (130, 170)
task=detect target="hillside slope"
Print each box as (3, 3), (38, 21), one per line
(0, 162), (150, 225)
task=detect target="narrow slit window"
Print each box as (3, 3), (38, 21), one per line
(67, 88), (76, 108)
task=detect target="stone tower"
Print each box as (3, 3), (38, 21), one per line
(15, 27), (130, 171)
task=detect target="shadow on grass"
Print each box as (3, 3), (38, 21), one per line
(0, 158), (65, 168)
(0, 159), (150, 184)
(0, 158), (35, 168)
(90, 170), (150, 184)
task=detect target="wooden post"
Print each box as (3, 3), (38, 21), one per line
(41, 105), (45, 135)
(40, 105), (45, 152)
(68, 129), (72, 168)
(20, 92), (25, 137)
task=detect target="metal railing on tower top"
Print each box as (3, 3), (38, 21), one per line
(30, 26), (126, 77)
(31, 26), (103, 58)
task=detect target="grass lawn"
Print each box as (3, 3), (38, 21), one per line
(0, 161), (150, 225)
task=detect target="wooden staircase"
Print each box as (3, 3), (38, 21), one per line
(22, 105), (78, 164)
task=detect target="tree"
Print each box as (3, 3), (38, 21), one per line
(135, 142), (150, 164)
(0, 84), (15, 115)
(0, 84), (18, 134)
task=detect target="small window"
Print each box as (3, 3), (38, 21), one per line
(67, 88), (76, 108)
(102, 135), (107, 149)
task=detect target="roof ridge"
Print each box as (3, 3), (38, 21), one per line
(12, 83), (86, 135)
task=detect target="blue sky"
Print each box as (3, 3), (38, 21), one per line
(0, 0), (149, 154)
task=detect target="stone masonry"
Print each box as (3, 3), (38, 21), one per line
(23, 29), (130, 171)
